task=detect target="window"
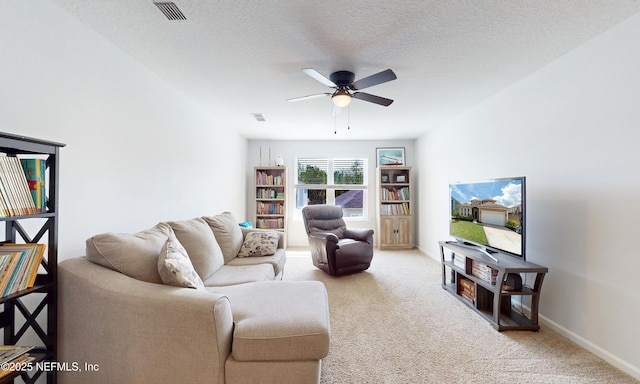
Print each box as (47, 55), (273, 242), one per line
(294, 158), (367, 218)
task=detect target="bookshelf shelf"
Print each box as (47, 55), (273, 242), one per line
(376, 166), (413, 249)
(254, 166), (287, 246)
(0, 132), (64, 384)
(439, 240), (548, 331)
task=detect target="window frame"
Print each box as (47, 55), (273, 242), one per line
(293, 157), (368, 220)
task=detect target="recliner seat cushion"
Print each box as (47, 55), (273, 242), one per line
(336, 239), (374, 267)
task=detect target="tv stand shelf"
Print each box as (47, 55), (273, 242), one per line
(439, 241), (548, 331)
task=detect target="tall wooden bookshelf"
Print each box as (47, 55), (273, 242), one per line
(0, 132), (64, 384)
(254, 166), (287, 246)
(376, 166), (413, 249)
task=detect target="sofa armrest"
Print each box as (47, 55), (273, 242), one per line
(241, 227), (286, 249)
(343, 228), (374, 244)
(59, 257), (234, 384)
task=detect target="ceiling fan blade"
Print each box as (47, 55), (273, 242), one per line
(352, 92), (394, 106)
(302, 68), (336, 87)
(287, 93), (331, 102)
(351, 69), (397, 90)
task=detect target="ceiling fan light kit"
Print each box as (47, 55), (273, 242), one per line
(332, 89), (352, 107)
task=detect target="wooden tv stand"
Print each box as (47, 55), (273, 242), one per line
(439, 241), (548, 331)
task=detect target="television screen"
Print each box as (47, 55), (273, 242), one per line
(449, 177), (525, 259)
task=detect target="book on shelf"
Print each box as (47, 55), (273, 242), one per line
(256, 188), (285, 199)
(471, 260), (498, 284)
(380, 186), (410, 201)
(0, 244), (47, 297)
(256, 171), (284, 186)
(256, 202), (284, 215)
(0, 157), (41, 217)
(380, 202), (410, 216)
(0, 345), (35, 379)
(0, 345), (34, 364)
(20, 158), (46, 213)
(256, 218), (284, 230)
(458, 277), (475, 304)
(460, 290), (474, 304)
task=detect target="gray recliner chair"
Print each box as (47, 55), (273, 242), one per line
(301, 204), (374, 276)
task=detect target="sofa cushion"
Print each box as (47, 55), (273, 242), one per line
(85, 222), (172, 283)
(202, 212), (244, 264)
(166, 218), (224, 281)
(226, 248), (286, 278)
(158, 233), (205, 289)
(203, 264), (275, 287)
(213, 281), (330, 361)
(237, 231), (279, 257)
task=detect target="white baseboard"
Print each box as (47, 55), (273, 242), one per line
(540, 315), (640, 381)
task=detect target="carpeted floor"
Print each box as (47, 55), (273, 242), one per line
(283, 248), (638, 384)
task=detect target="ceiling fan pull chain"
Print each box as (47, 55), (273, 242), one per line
(348, 106), (351, 130)
(334, 114), (337, 134)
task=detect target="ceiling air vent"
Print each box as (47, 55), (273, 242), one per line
(251, 113), (266, 122)
(154, 2), (187, 21)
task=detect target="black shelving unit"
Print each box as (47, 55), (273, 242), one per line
(439, 240), (547, 331)
(0, 132), (64, 384)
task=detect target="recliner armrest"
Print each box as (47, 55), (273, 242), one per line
(344, 228), (374, 243)
(309, 232), (339, 244)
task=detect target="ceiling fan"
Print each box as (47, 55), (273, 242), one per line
(287, 68), (397, 108)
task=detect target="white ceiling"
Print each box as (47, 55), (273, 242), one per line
(52, 0), (640, 141)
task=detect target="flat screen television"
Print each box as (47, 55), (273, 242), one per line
(449, 176), (526, 260)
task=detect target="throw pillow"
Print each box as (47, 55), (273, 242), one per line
(237, 231), (279, 257)
(85, 222), (173, 283)
(158, 233), (205, 289)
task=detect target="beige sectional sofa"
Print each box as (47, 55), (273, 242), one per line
(58, 212), (331, 384)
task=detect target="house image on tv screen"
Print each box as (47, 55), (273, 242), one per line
(450, 178), (523, 256)
(456, 198), (518, 227)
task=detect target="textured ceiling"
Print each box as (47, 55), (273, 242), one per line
(52, 0), (640, 140)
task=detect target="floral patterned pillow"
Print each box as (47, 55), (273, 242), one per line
(237, 231), (279, 257)
(158, 233), (205, 289)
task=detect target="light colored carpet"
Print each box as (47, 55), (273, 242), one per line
(283, 248), (638, 384)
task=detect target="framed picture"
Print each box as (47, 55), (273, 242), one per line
(376, 147), (405, 166)
(396, 175), (406, 183)
(381, 175), (389, 183)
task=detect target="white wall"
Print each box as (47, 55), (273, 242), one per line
(247, 140), (415, 247)
(416, 13), (640, 379)
(0, 1), (247, 259)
